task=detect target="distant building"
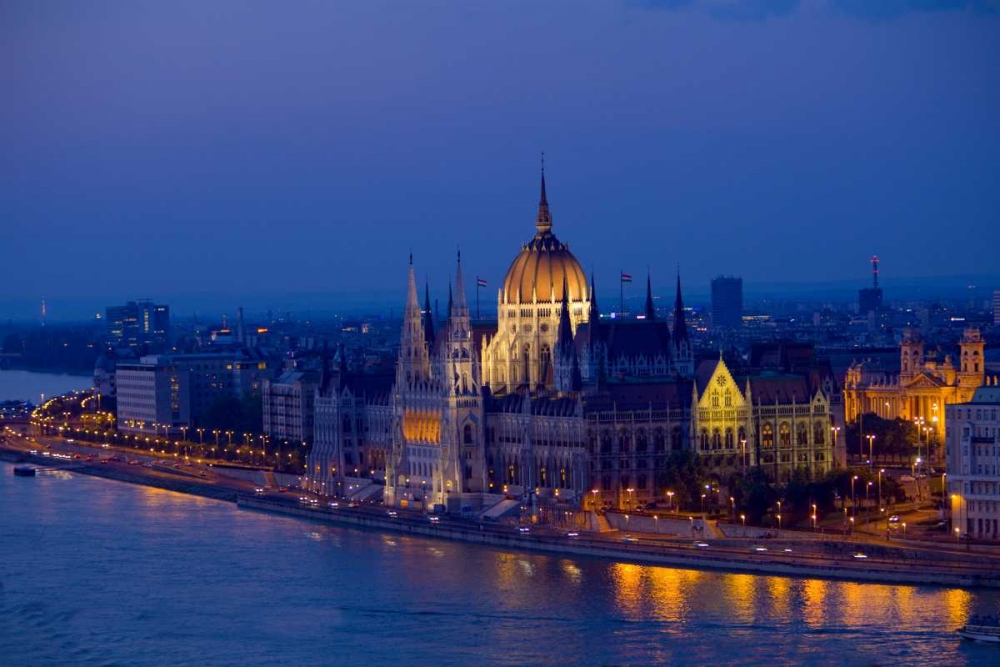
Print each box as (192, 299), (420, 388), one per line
(263, 369), (320, 443)
(844, 328), (994, 457)
(111, 350), (271, 431)
(106, 300), (170, 350)
(711, 276), (743, 330)
(115, 356), (190, 435)
(993, 290), (1000, 326)
(946, 383), (1000, 541)
(858, 256), (883, 316)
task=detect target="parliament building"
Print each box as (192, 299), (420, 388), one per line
(304, 172), (841, 513)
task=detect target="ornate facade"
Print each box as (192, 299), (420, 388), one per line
(304, 170), (840, 512)
(844, 327), (991, 456)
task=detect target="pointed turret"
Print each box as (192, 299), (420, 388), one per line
(672, 270), (693, 377)
(645, 272), (656, 321)
(673, 272), (689, 343)
(398, 255), (430, 386)
(588, 273), (600, 327)
(536, 158), (552, 234)
(557, 275), (574, 355)
(452, 250), (469, 316)
(423, 282), (435, 347)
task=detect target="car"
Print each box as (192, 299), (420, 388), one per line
(29, 449), (38, 455)
(328, 501), (340, 508)
(198, 472), (207, 478)
(566, 532), (580, 538)
(783, 548), (794, 553)
(348, 501), (360, 508)
(387, 510), (398, 518)
(85, 455), (94, 462)
(100, 458), (109, 464)
(899, 475), (915, 483)
(753, 546), (768, 552)
(429, 516), (441, 523)
(621, 536), (637, 543)
(888, 515), (900, 523)
(693, 541), (710, 548)
(278, 487), (288, 492)
(518, 526), (531, 534)
(853, 552), (868, 559)
(254, 488), (265, 495)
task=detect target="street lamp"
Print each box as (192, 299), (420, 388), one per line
(740, 513), (746, 528)
(777, 514), (782, 531)
(740, 438), (747, 471)
(666, 490), (675, 512)
(866, 435), (875, 470)
(701, 493), (706, 517)
(851, 475), (858, 518)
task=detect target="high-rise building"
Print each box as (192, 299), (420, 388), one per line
(858, 256), (883, 316)
(993, 289), (1000, 326)
(115, 356), (190, 435)
(711, 276), (743, 330)
(106, 300), (170, 350)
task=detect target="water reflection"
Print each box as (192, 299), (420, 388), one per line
(2, 462), (999, 667)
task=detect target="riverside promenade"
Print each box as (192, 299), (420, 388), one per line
(5, 437), (1000, 589)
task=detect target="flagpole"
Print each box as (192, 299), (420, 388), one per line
(476, 282), (480, 320)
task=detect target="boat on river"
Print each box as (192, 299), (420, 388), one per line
(958, 615), (1000, 642)
(13, 466), (36, 477)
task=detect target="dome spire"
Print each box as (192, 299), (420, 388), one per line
(536, 152), (552, 234)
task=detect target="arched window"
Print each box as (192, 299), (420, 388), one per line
(711, 391), (719, 408)
(463, 424), (473, 445)
(711, 428), (721, 450)
(654, 429), (666, 453)
(671, 427), (683, 451)
(700, 428), (709, 450)
(814, 422), (825, 445)
(636, 431), (647, 453)
(762, 423), (774, 449)
(725, 428), (734, 450)
(797, 423), (808, 446)
(779, 422), (791, 447)
(724, 390), (731, 407)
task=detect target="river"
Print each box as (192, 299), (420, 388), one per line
(1, 464), (998, 666)
(0, 369), (91, 403)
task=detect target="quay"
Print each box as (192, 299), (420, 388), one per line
(237, 494), (1000, 589)
(6, 440), (1000, 589)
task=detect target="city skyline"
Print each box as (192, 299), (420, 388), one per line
(2, 1), (998, 320)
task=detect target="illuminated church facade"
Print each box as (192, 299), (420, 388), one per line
(305, 172), (838, 512)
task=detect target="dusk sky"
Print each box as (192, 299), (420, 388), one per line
(2, 1), (998, 319)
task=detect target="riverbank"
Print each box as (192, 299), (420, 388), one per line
(5, 440), (1000, 589)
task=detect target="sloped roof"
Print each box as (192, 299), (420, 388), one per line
(747, 374), (812, 404)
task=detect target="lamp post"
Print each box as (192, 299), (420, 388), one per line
(666, 490), (675, 512)
(866, 481), (872, 525)
(851, 475), (858, 518)
(866, 434), (875, 470)
(741, 438), (747, 472)
(701, 493), (706, 518)
(197, 428), (204, 445)
(740, 513), (746, 528)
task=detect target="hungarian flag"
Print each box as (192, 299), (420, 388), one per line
(476, 277), (487, 287)
(620, 272), (633, 283)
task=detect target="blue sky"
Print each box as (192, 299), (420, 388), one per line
(2, 1), (998, 319)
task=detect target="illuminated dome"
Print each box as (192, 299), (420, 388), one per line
(502, 173), (587, 304)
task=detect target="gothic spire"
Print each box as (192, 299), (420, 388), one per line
(588, 272), (600, 323)
(536, 153), (552, 235)
(557, 275), (573, 354)
(645, 271), (655, 321)
(423, 281), (435, 346)
(452, 250), (468, 313)
(673, 270), (689, 343)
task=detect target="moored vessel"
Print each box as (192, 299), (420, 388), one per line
(13, 466), (36, 477)
(958, 615), (1000, 642)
